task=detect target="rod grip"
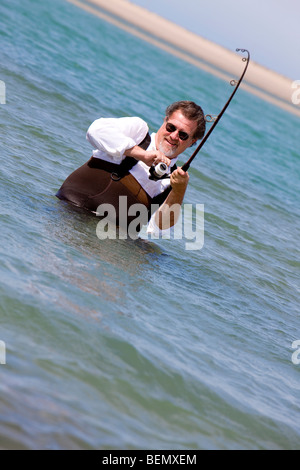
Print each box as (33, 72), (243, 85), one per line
(181, 162), (189, 172)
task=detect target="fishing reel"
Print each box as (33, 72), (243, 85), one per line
(149, 162), (169, 181)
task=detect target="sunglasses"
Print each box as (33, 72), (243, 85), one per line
(165, 122), (190, 141)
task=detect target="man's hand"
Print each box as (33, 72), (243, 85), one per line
(170, 168), (189, 195)
(144, 150), (172, 167)
(124, 146), (171, 167)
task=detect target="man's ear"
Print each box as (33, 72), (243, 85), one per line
(190, 139), (197, 147)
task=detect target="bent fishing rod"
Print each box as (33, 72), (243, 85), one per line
(150, 48), (250, 180)
(181, 48), (250, 172)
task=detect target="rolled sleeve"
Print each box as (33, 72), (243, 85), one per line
(86, 117), (149, 162)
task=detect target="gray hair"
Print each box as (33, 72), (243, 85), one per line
(165, 101), (206, 140)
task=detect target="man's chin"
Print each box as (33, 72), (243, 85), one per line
(159, 142), (178, 158)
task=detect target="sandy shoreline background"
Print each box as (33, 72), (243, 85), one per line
(67, 0), (300, 118)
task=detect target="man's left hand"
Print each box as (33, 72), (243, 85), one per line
(170, 168), (189, 194)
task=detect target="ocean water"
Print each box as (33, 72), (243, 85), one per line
(0, 0), (299, 450)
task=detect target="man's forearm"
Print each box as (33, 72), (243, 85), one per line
(124, 146), (171, 167)
(124, 145), (147, 160)
(154, 188), (186, 230)
(154, 168), (189, 230)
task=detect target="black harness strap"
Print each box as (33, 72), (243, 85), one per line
(112, 132), (152, 180)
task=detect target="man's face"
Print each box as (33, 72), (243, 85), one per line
(155, 110), (198, 158)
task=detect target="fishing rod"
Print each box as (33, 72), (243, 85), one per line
(149, 48), (250, 181)
(181, 48), (250, 172)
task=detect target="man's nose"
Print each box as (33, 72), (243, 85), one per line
(169, 130), (179, 141)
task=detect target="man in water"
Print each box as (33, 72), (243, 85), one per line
(56, 101), (206, 236)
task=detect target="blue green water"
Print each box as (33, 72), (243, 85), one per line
(0, 0), (299, 450)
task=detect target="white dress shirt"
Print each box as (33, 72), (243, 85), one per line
(86, 117), (178, 235)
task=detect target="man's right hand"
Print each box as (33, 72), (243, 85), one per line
(124, 146), (171, 167)
(143, 150), (172, 167)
